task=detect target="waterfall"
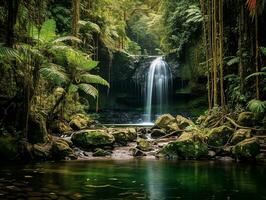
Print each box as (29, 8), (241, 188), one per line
(144, 57), (172, 123)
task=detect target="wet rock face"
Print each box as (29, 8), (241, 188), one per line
(154, 114), (176, 130)
(51, 139), (76, 160)
(71, 130), (115, 150)
(207, 126), (234, 147)
(232, 137), (260, 160)
(130, 147), (147, 157)
(159, 132), (208, 159)
(50, 120), (73, 135)
(230, 129), (251, 145)
(237, 112), (255, 127)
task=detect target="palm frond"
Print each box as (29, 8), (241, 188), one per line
(78, 83), (98, 98)
(245, 72), (266, 81)
(247, 99), (266, 113)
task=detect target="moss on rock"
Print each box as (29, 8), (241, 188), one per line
(112, 128), (137, 145)
(69, 114), (91, 130)
(154, 114), (177, 130)
(230, 129), (251, 145)
(176, 115), (194, 129)
(160, 132), (208, 159)
(52, 139), (76, 160)
(232, 137), (260, 160)
(237, 112), (255, 127)
(71, 130), (115, 149)
(207, 126), (234, 147)
(137, 139), (152, 151)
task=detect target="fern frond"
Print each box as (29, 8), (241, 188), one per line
(247, 99), (266, 113)
(245, 72), (266, 81)
(52, 36), (82, 44)
(40, 63), (69, 85)
(78, 83), (98, 98)
(80, 74), (110, 87)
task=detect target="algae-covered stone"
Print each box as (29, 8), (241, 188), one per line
(137, 139), (152, 151)
(51, 120), (72, 134)
(71, 130), (115, 149)
(175, 115), (194, 129)
(28, 113), (49, 144)
(160, 132), (208, 159)
(0, 136), (19, 160)
(230, 129), (251, 145)
(112, 128), (137, 145)
(131, 147), (147, 157)
(155, 114), (176, 130)
(32, 143), (52, 160)
(237, 112), (255, 127)
(232, 137), (260, 160)
(52, 139), (76, 160)
(92, 148), (111, 157)
(207, 126), (234, 147)
(69, 114), (91, 130)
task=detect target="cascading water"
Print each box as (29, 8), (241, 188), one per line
(144, 57), (172, 123)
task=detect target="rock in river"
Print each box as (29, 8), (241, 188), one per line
(207, 126), (234, 147)
(232, 137), (260, 160)
(71, 130), (115, 149)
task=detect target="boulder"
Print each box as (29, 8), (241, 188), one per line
(69, 114), (91, 130)
(28, 113), (49, 144)
(137, 139), (152, 151)
(50, 120), (72, 134)
(159, 132), (208, 159)
(71, 130), (115, 149)
(237, 112), (255, 127)
(0, 136), (19, 160)
(32, 143), (52, 160)
(232, 137), (260, 160)
(112, 128), (137, 145)
(130, 148), (147, 157)
(92, 148), (111, 157)
(154, 114), (178, 131)
(51, 139), (76, 160)
(230, 129), (251, 145)
(175, 115), (194, 129)
(150, 129), (166, 139)
(207, 126), (234, 147)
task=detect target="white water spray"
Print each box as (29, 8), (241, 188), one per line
(144, 57), (172, 123)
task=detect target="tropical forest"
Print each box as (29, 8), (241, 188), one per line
(0, 0), (266, 199)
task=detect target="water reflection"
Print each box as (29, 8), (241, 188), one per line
(0, 161), (266, 199)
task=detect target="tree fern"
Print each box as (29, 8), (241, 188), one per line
(40, 64), (69, 85)
(80, 74), (110, 87)
(78, 83), (98, 98)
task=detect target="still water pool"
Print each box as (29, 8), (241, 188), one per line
(0, 160), (266, 200)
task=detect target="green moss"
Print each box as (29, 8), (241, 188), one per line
(112, 128), (137, 145)
(137, 139), (152, 151)
(160, 132), (208, 159)
(207, 126), (234, 147)
(232, 137), (260, 160)
(71, 130), (115, 149)
(0, 136), (19, 160)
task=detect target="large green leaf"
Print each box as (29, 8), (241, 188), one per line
(78, 83), (98, 98)
(40, 64), (69, 85)
(80, 74), (110, 87)
(247, 99), (266, 113)
(245, 72), (266, 81)
(40, 19), (57, 42)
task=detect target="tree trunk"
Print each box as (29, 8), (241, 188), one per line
(72, 0), (80, 37)
(255, 10), (260, 99)
(212, 0), (218, 106)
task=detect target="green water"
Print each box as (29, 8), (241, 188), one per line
(0, 160), (266, 200)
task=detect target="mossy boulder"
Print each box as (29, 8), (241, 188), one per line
(112, 128), (137, 145)
(232, 137), (260, 160)
(71, 130), (115, 149)
(237, 112), (255, 127)
(0, 136), (19, 160)
(207, 126), (234, 147)
(69, 114), (91, 130)
(159, 132), (208, 159)
(28, 113), (49, 144)
(92, 148), (111, 157)
(154, 114), (179, 131)
(50, 120), (72, 134)
(51, 139), (76, 160)
(137, 139), (152, 151)
(131, 147), (147, 157)
(230, 129), (251, 145)
(175, 115), (194, 129)
(32, 143), (52, 160)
